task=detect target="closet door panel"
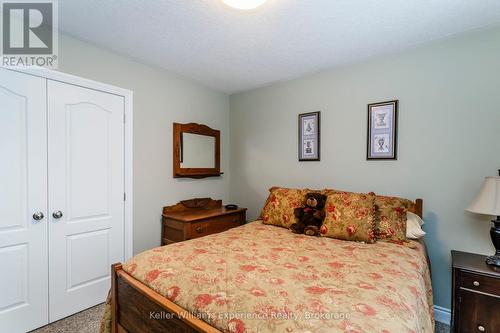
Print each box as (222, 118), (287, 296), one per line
(0, 69), (48, 332)
(48, 80), (125, 322)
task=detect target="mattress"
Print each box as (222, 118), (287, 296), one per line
(102, 221), (434, 333)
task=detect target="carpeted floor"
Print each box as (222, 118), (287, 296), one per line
(29, 304), (105, 333)
(30, 303), (450, 333)
(436, 321), (451, 333)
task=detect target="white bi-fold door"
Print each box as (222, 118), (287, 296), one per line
(0, 67), (49, 333)
(0, 69), (126, 332)
(47, 81), (125, 321)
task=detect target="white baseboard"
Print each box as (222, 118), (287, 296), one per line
(434, 305), (451, 325)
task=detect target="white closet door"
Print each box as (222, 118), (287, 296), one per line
(47, 80), (125, 321)
(0, 69), (48, 332)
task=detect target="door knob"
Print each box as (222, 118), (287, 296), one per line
(33, 212), (44, 221)
(52, 211), (63, 219)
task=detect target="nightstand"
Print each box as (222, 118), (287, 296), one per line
(451, 250), (500, 333)
(161, 198), (246, 245)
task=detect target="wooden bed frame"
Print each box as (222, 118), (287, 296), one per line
(111, 264), (221, 333)
(111, 199), (424, 333)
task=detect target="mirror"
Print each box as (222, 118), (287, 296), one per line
(180, 133), (215, 168)
(173, 123), (222, 178)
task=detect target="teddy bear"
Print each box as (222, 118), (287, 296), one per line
(290, 192), (327, 236)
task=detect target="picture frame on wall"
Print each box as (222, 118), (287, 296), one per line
(367, 100), (398, 160)
(298, 111), (320, 161)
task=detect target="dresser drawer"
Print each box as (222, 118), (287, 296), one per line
(460, 271), (500, 297)
(162, 199), (247, 245)
(457, 289), (500, 333)
(189, 214), (244, 239)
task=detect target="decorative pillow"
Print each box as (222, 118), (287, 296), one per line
(373, 194), (414, 241)
(259, 187), (308, 228)
(406, 212), (426, 239)
(321, 188), (338, 196)
(319, 192), (377, 243)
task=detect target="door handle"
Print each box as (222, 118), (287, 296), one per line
(33, 212), (44, 221)
(52, 211), (63, 219)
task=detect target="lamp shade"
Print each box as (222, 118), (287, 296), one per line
(466, 176), (500, 216)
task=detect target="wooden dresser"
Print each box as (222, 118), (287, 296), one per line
(161, 198), (247, 245)
(451, 250), (500, 333)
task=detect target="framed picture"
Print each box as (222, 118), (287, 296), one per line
(298, 111), (320, 161)
(367, 100), (398, 160)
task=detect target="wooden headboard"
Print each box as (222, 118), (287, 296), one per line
(411, 198), (423, 218)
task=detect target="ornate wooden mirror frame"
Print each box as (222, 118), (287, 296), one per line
(173, 122), (222, 178)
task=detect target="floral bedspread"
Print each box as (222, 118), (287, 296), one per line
(101, 221), (434, 333)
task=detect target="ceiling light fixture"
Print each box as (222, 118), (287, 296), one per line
(222, 0), (268, 10)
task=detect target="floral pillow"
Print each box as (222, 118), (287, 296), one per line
(320, 192), (377, 243)
(259, 187), (308, 228)
(372, 194), (414, 241)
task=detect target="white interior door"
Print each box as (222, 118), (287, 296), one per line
(0, 69), (48, 332)
(47, 80), (125, 321)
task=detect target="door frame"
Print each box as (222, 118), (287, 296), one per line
(5, 66), (134, 260)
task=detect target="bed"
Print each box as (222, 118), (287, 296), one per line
(102, 199), (433, 333)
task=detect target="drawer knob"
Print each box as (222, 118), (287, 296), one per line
(478, 325), (485, 332)
(473, 281), (480, 287)
(195, 226), (204, 234)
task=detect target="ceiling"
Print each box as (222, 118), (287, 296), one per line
(59, 0), (500, 94)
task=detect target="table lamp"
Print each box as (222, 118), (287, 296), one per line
(466, 170), (500, 266)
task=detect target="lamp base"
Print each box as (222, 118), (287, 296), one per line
(486, 254), (500, 266)
(486, 217), (500, 267)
